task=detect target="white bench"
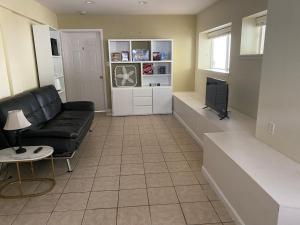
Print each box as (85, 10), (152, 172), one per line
(173, 92), (300, 225)
(203, 132), (300, 225)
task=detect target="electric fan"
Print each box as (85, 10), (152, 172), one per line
(114, 65), (138, 87)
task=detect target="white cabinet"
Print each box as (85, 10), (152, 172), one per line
(133, 87), (153, 115)
(112, 88), (133, 116)
(134, 106), (153, 115)
(133, 97), (152, 106)
(153, 87), (172, 114)
(108, 39), (173, 116)
(32, 25), (66, 102)
(133, 88), (152, 97)
(112, 86), (172, 116)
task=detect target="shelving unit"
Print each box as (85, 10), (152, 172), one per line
(108, 39), (173, 116)
(32, 25), (66, 102)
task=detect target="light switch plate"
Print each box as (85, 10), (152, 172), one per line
(267, 122), (276, 135)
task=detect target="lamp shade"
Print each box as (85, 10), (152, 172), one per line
(3, 110), (31, 131)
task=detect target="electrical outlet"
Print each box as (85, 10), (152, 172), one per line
(267, 122), (276, 135)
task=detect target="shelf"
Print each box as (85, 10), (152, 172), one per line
(151, 60), (172, 63)
(143, 74), (171, 77)
(143, 84), (171, 87)
(110, 60), (172, 64)
(111, 61), (134, 64)
(109, 39), (173, 116)
(52, 55), (61, 58)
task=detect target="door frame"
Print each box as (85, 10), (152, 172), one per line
(60, 29), (108, 112)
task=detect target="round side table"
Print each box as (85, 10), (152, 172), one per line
(0, 146), (56, 199)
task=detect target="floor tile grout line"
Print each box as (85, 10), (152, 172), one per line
(81, 129), (107, 225)
(12, 200), (226, 215)
(164, 144), (189, 225)
(209, 198), (235, 224)
(141, 148), (153, 225)
(116, 147), (122, 225)
(43, 154), (73, 225)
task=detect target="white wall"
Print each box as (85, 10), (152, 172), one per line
(256, 0), (300, 163)
(195, 0), (268, 118)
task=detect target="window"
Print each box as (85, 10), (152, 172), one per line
(240, 11), (267, 55)
(256, 15), (267, 54)
(197, 23), (232, 72)
(211, 33), (231, 71)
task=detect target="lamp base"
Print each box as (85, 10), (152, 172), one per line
(16, 147), (26, 154)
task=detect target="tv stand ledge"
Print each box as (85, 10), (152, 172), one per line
(173, 92), (256, 145)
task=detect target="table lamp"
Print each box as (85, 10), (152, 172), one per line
(3, 110), (31, 154)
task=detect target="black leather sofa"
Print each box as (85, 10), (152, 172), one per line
(0, 85), (94, 171)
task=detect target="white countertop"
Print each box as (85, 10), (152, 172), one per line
(205, 131), (300, 209)
(173, 92), (256, 134)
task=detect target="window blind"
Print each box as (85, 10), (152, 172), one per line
(256, 15), (267, 26)
(207, 26), (231, 39)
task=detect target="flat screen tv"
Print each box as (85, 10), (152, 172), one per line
(205, 77), (229, 120)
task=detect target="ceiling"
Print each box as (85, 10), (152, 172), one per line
(36, 0), (219, 15)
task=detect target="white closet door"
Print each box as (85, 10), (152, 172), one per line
(61, 31), (106, 111)
(153, 87), (172, 114)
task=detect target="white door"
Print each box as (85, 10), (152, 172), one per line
(153, 87), (172, 114)
(61, 31), (106, 111)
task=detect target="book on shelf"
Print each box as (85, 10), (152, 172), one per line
(143, 63), (153, 75)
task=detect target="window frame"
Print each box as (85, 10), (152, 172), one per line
(210, 33), (231, 72)
(258, 24), (266, 54)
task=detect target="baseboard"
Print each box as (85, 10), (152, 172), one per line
(106, 109), (112, 116)
(202, 166), (245, 225)
(173, 111), (203, 147)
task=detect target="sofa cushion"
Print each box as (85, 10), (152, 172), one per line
(21, 136), (78, 154)
(23, 110), (93, 139)
(21, 110), (94, 154)
(31, 85), (62, 120)
(0, 92), (48, 145)
(63, 101), (95, 111)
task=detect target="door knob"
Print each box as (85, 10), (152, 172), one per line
(99, 76), (104, 79)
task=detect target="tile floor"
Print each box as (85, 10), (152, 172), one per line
(0, 114), (235, 225)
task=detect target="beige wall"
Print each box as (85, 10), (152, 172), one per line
(57, 15), (196, 108)
(0, 0), (57, 98)
(0, 29), (10, 99)
(256, 0), (300, 163)
(195, 0), (268, 118)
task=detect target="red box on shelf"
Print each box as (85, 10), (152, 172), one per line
(143, 63), (153, 75)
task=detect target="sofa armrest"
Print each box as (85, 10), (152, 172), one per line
(62, 101), (95, 111)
